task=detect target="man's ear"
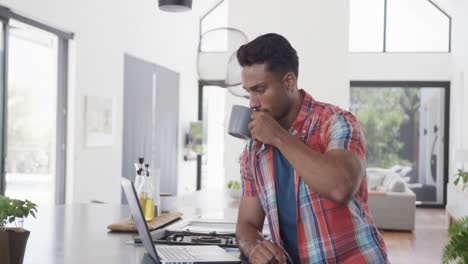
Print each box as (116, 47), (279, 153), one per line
(283, 72), (297, 91)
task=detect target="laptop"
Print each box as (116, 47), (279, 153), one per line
(121, 178), (242, 264)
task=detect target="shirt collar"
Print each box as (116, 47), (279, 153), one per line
(289, 89), (314, 137)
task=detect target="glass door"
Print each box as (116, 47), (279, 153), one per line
(350, 81), (450, 207)
(3, 19), (59, 205)
(0, 18), (6, 195)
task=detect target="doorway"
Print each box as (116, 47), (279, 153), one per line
(0, 7), (72, 204)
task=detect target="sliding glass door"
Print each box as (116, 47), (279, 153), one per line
(0, 7), (72, 204)
(4, 20), (59, 204)
(0, 18), (6, 196)
(350, 81), (450, 207)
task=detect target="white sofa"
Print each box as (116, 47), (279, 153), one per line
(366, 168), (416, 231)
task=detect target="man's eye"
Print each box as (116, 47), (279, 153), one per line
(256, 88), (265, 94)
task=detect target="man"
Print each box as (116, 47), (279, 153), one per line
(235, 33), (389, 264)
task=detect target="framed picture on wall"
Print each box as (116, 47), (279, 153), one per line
(84, 95), (116, 147)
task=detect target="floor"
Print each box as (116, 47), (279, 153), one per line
(381, 208), (448, 264)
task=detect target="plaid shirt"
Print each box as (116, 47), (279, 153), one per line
(241, 90), (389, 263)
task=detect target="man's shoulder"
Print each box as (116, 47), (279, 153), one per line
(312, 99), (348, 116)
(306, 100), (362, 135)
(306, 100), (356, 127)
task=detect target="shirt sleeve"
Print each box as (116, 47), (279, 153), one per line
(325, 112), (366, 160)
(240, 144), (258, 197)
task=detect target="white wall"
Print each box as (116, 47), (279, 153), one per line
(350, 0), (468, 210)
(435, 0), (468, 217)
(229, 0), (350, 109)
(224, 0), (350, 183)
(443, 0), (468, 155)
(349, 53), (451, 81)
(0, 0), (209, 203)
(429, 1), (468, 174)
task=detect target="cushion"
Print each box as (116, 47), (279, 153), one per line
(366, 169), (387, 189)
(366, 168), (408, 193)
(388, 178), (406, 192)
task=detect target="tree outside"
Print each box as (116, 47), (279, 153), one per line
(6, 82), (53, 174)
(350, 87), (420, 169)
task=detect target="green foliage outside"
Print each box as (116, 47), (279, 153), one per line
(0, 195), (38, 231)
(6, 83), (53, 174)
(350, 88), (420, 168)
(190, 121), (206, 155)
(442, 216), (468, 264)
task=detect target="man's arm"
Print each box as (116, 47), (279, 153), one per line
(236, 197), (265, 257)
(274, 132), (364, 205)
(249, 111), (364, 205)
(236, 197), (286, 264)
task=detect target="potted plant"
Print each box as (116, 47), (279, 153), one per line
(0, 195), (38, 264)
(442, 216), (468, 264)
(454, 169), (468, 190)
(227, 180), (241, 199)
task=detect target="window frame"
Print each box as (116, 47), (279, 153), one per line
(350, 80), (450, 208)
(350, 0), (452, 53)
(0, 5), (73, 204)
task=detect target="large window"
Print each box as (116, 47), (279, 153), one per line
(350, 81), (450, 207)
(349, 0), (451, 52)
(0, 7), (72, 204)
(198, 0), (229, 191)
(4, 20), (59, 205)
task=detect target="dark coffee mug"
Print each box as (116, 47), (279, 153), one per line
(228, 105), (253, 139)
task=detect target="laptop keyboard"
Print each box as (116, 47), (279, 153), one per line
(158, 247), (197, 260)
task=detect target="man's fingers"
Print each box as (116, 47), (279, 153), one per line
(262, 240), (282, 255)
(258, 244), (275, 261)
(251, 111), (261, 119)
(249, 243), (271, 264)
(261, 241), (287, 264)
(275, 252), (287, 264)
(248, 121), (255, 131)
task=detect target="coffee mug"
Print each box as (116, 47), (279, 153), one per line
(228, 105), (253, 139)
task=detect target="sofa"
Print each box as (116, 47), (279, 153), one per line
(366, 168), (416, 231)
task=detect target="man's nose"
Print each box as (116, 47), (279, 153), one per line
(249, 95), (260, 110)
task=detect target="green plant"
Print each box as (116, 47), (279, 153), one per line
(454, 169), (468, 190)
(227, 180), (241, 190)
(0, 196), (37, 232)
(443, 216), (468, 264)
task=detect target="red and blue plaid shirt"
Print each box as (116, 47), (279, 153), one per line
(241, 89), (389, 263)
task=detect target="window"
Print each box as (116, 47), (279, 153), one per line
(200, 0), (228, 52)
(350, 81), (450, 206)
(198, 0), (230, 191)
(349, 0), (385, 52)
(349, 0), (451, 52)
(0, 7), (72, 204)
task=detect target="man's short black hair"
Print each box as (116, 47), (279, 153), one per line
(237, 33), (299, 79)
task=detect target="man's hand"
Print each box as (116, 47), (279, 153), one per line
(248, 111), (287, 145)
(249, 240), (287, 264)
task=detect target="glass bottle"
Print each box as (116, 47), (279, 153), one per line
(134, 157), (144, 191)
(137, 164), (155, 221)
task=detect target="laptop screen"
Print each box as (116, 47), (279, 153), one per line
(121, 178), (160, 263)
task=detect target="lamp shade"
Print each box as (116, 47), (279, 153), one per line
(158, 0), (192, 12)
